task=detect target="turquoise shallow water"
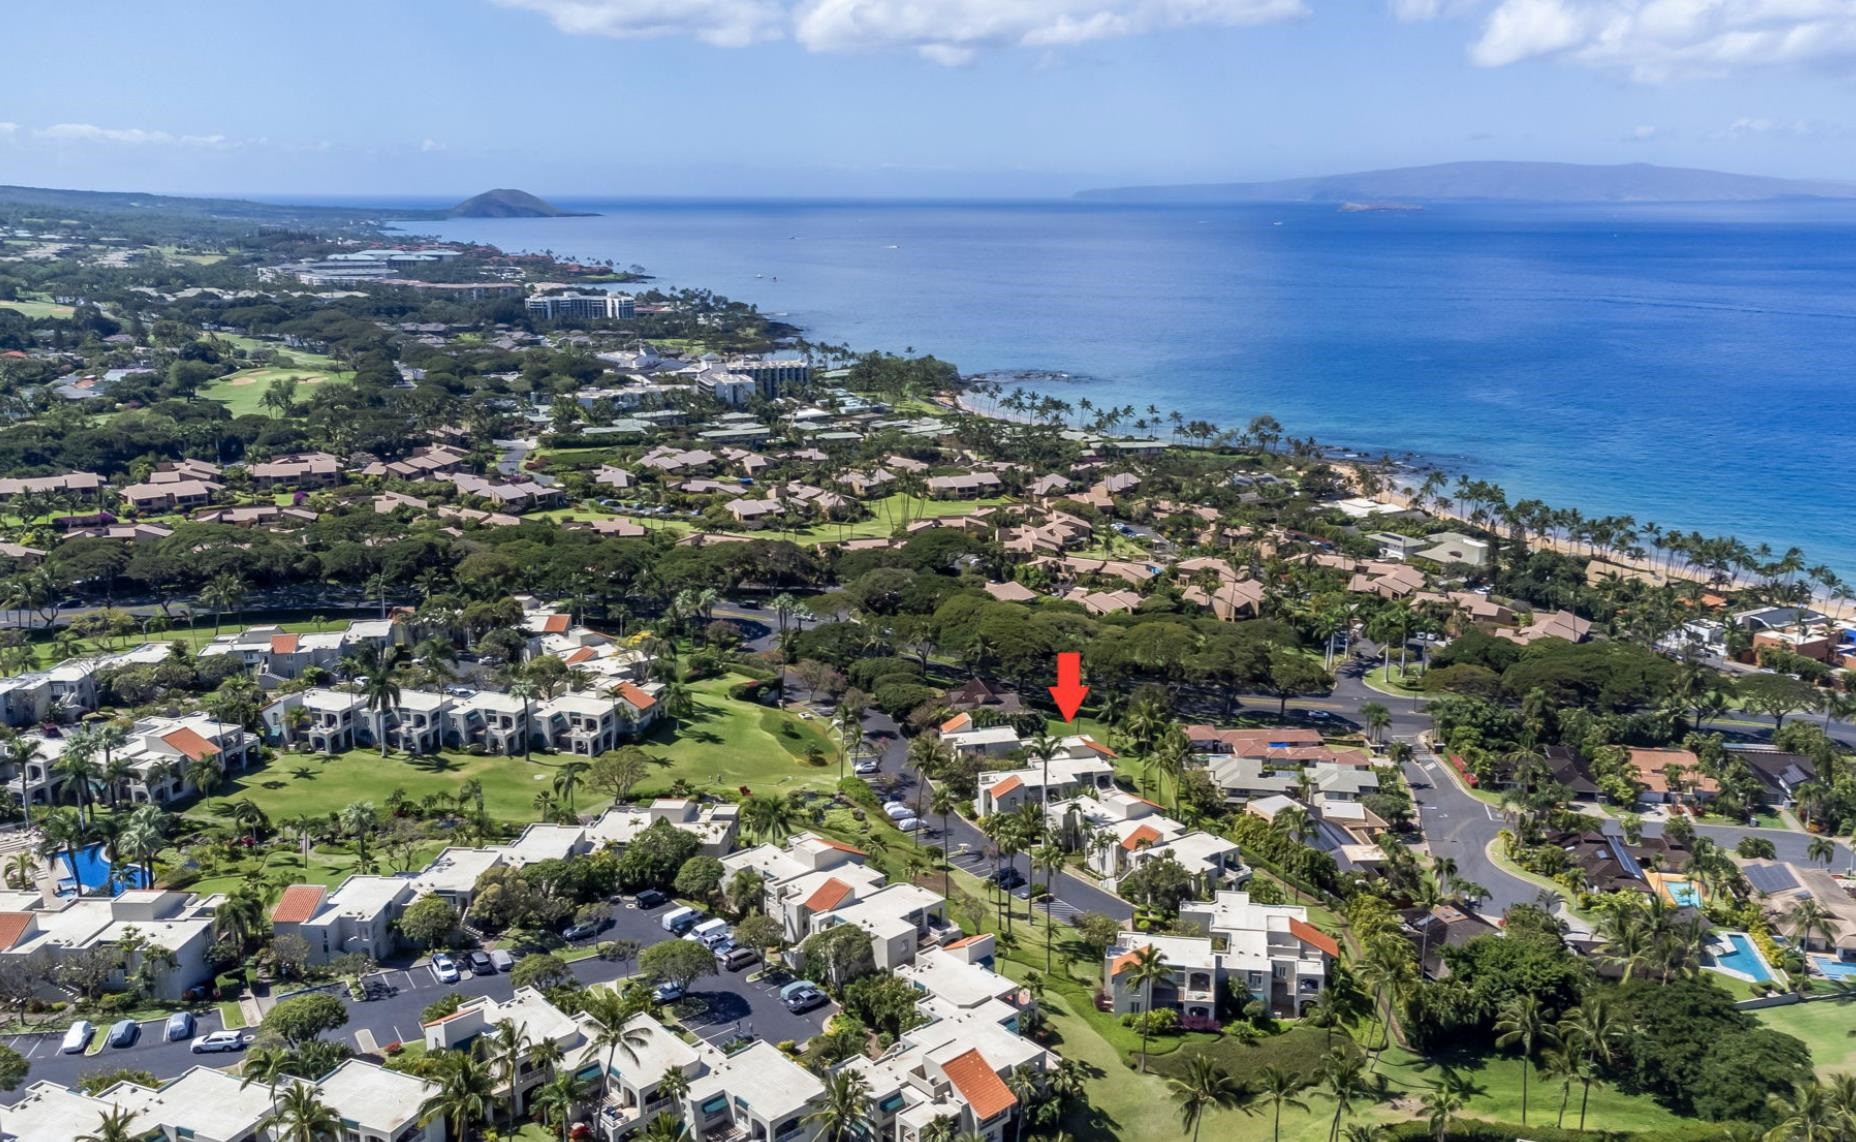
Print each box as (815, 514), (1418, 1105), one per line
(403, 199), (1856, 576)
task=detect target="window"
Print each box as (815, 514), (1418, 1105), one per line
(701, 1095), (730, 1116)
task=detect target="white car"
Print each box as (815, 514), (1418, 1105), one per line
(60, 1020), (94, 1054)
(191, 1030), (249, 1054)
(853, 759), (880, 775)
(883, 802), (914, 821)
(896, 817), (923, 832)
(431, 954), (461, 984)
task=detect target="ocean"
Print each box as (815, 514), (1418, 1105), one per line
(399, 199), (1856, 578)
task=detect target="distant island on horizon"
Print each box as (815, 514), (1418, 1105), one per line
(446, 188), (597, 219)
(1077, 160), (1856, 204)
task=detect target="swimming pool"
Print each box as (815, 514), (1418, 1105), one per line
(1813, 955), (1856, 980)
(57, 844), (148, 896)
(1664, 879), (1703, 908)
(1705, 932), (1773, 982)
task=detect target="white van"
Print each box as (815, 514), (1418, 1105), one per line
(660, 906), (698, 934)
(687, 918), (728, 946)
(61, 1020), (94, 1054)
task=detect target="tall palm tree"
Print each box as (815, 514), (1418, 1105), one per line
(802, 1070), (874, 1142)
(1169, 1055), (1244, 1142)
(1421, 1072), (1470, 1142)
(36, 806), (87, 887)
(419, 1049), (498, 1142)
(1807, 835), (1838, 868)
(241, 1043), (294, 1123)
(932, 784), (958, 898)
(360, 660), (403, 757)
(1493, 995), (1559, 1126)
(741, 793), (800, 844)
(1124, 944), (1171, 1074)
(553, 761), (590, 818)
(1255, 1065), (1308, 1142)
(639, 1113), (691, 1142)
(1316, 1049), (1372, 1142)
(1559, 997), (1624, 1132)
(268, 1081), (343, 1142)
(339, 801), (380, 874)
(583, 989), (652, 1100)
(506, 676), (539, 762)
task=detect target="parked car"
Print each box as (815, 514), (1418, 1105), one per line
(991, 866), (1026, 890)
(562, 918), (607, 942)
(718, 946), (760, 972)
(431, 954), (461, 984)
(653, 980), (685, 1003)
(191, 1030), (250, 1054)
(107, 1019), (139, 1049)
(883, 802), (914, 821)
(467, 951), (496, 975)
(164, 1012), (194, 1042)
(634, 888), (668, 909)
(661, 906), (699, 934)
(687, 918), (727, 946)
(61, 1020), (94, 1054)
(489, 949), (515, 972)
(780, 982), (826, 1013)
(896, 817), (922, 832)
(853, 759), (880, 775)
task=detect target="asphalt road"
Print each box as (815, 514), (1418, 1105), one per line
(1, 895), (836, 1100)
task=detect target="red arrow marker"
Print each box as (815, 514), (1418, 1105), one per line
(1049, 651), (1089, 723)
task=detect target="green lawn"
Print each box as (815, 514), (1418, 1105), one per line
(1756, 1001), (1856, 1075)
(201, 366), (351, 415)
(637, 674), (840, 795)
(175, 839), (449, 896)
(0, 299), (75, 320)
(31, 612), (351, 666)
(1363, 664), (1427, 696)
(187, 747), (566, 827)
(755, 493), (1013, 545)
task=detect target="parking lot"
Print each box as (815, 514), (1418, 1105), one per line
(2, 893), (837, 1101)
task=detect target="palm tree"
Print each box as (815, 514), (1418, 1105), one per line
(1255, 1065), (1308, 1142)
(360, 661), (403, 757)
(241, 1043), (294, 1123)
(741, 793), (800, 844)
(583, 988), (652, 1099)
(4, 851), (34, 890)
(339, 801), (379, 874)
(553, 760), (590, 818)
(1125, 945), (1171, 1074)
(1808, 835), (1838, 868)
(1559, 997), (1623, 1132)
(802, 1069), (874, 1142)
(1361, 702), (1392, 745)
(1316, 1049), (1372, 1142)
(1789, 897), (1838, 951)
(1169, 1055), (1244, 1142)
(1765, 1080), (1839, 1142)
(532, 1071), (590, 1142)
(1493, 994), (1558, 1125)
(506, 676), (539, 762)
(419, 1049), (498, 1142)
(36, 806), (87, 886)
(268, 1081), (343, 1142)
(199, 572), (247, 636)
(639, 1113), (691, 1142)
(1, 735), (41, 825)
(1421, 1072), (1471, 1142)
(932, 784), (958, 898)
(833, 705), (864, 781)
(77, 1106), (141, 1142)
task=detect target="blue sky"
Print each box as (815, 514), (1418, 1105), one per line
(1, 0), (1850, 198)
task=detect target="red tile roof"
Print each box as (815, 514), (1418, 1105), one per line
(1079, 736), (1117, 758)
(939, 713), (972, 734)
(942, 934), (990, 950)
(541, 614), (570, 633)
(810, 836), (867, 856)
(563, 646), (597, 665)
(989, 775), (1023, 798)
(271, 634), (300, 654)
(160, 727), (220, 762)
(0, 912), (32, 951)
(615, 682), (657, 711)
(1121, 824), (1163, 851)
(1289, 917), (1340, 959)
(940, 1048), (1017, 1122)
(271, 885), (326, 925)
(801, 877), (854, 914)
(1108, 944), (1154, 978)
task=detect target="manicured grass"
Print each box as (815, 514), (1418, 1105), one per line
(219, 1003), (248, 1029)
(755, 493), (1012, 545)
(1373, 1046), (1687, 1134)
(0, 299), (75, 320)
(1756, 1000), (1856, 1075)
(638, 674), (840, 794)
(31, 613), (352, 666)
(201, 366), (350, 415)
(1364, 664), (1427, 696)
(178, 840), (448, 896)
(188, 748), (570, 828)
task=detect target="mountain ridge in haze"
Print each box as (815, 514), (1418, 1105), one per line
(1077, 161), (1856, 204)
(446, 188), (596, 218)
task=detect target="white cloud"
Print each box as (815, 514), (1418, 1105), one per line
(420, 138), (447, 152)
(0, 122), (17, 137)
(35, 123), (230, 147)
(1629, 123), (1659, 139)
(1388, 0), (1483, 21)
(1464, 0), (1856, 81)
(497, 0), (1308, 61)
(1712, 115), (1821, 138)
(493, 0), (787, 46)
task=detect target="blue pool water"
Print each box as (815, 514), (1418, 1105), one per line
(1707, 933), (1773, 982)
(1665, 880), (1702, 909)
(58, 844), (148, 896)
(1813, 956), (1856, 980)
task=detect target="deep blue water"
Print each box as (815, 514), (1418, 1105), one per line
(402, 200), (1856, 576)
(58, 843), (147, 895)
